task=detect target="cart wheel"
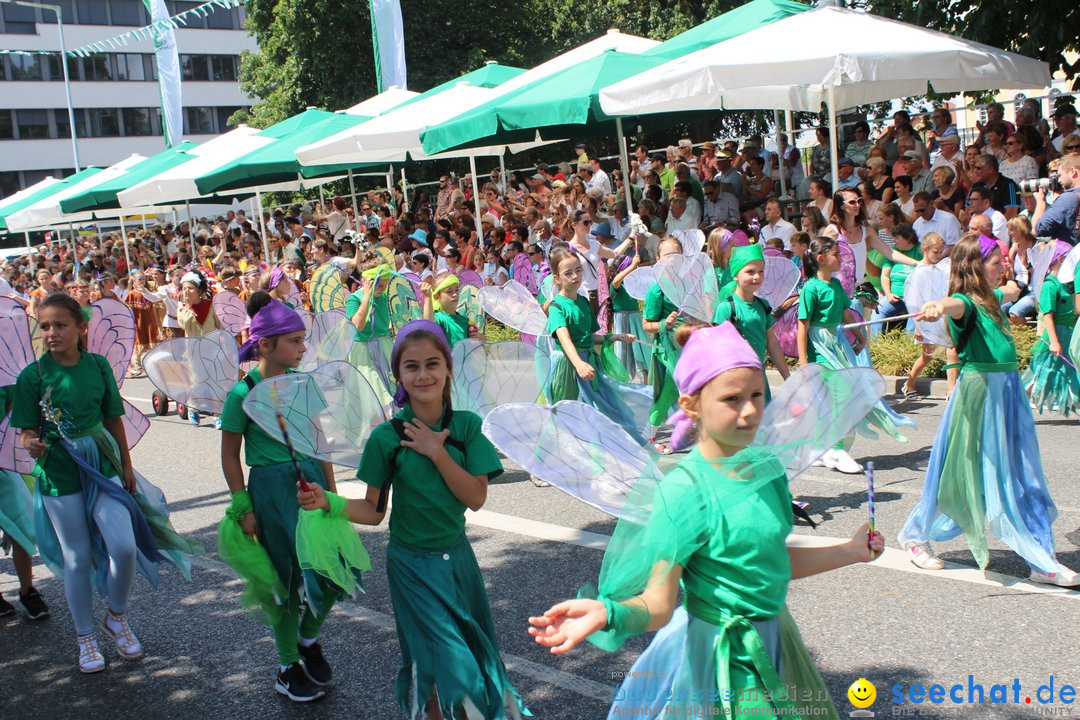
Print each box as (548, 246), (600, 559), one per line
(177, 403), (188, 421)
(152, 391), (169, 416)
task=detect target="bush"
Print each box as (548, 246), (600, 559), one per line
(485, 322), (520, 343)
(868, 324), (1038, 378)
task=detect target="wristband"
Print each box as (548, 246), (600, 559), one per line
(326, 490), (348, 518)
(225, 488), (253, 521)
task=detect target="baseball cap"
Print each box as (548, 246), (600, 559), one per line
(901, 150), (921, 161)
(1052, 104), (1077, 118)
(837, 157), (855, 167)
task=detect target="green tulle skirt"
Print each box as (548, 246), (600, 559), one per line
(0, 469), (35, 555)
(1023, 323), (1079, 416)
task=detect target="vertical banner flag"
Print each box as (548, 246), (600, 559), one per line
(369, 0), (407, 92)
(143, 0), (183, 147)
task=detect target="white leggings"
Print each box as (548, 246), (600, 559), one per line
(42, 491), (137, 636)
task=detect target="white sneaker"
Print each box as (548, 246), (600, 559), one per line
(78, 634), (106, 673)
(901, 539), (945, 570)
(103, 611), (143, 659)
(1030, 564), (1080, 588)
(829, 448), (863, 474)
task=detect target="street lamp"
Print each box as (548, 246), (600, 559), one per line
(0, 0), (80, 171)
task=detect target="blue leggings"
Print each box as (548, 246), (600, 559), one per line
(42, 492), (137, 636)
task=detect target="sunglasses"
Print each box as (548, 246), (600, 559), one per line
(1066, 145), (1080, 151)
(577, 218), (592, 225)
(1005, 141), (1018, 146)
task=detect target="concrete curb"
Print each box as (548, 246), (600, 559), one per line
(765, 369), (949, 400)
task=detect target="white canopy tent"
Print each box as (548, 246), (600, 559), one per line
(598, 5), (1051, 189)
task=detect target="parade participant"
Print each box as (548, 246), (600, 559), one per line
(609, 250), (649, 383)
(298, 320), (528, 719)
(345, 259), (394, 406)
(900, 234), (1078, 586)
(902, 233), (958, 399)
(177, 270), (220, 426)
(643, 236), (686, 454)
(420, 274), (483, 347)
(1023, 240), (1079, 415)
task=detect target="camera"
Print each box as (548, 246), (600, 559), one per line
(1019, 172), (1061, 194)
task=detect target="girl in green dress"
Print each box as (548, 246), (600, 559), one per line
(643, 236), (686, 452)
(609, 252), (649, 383)
(546, 247), (650, 445)
(220, 291), (353, 703)
(345, 260), (395, 406)
(420, 274), (484, 347)
(298, 319), (528, 719)
(1022, 240), (1080, 415)
(713, 243), (790, 402)
(527, 322), (884, 719)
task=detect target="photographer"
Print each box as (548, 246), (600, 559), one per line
(1032, 155), (1080, 245)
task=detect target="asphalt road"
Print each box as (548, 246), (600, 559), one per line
(2, 377), (1079, 720)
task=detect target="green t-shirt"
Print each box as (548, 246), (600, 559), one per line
(714, 265), (733, 291)
(434, 309), (470, 347)
(882, 244), (924, 299)
(713, 295), (775, 362)
(345, 288), (391, 342)
(798, 277), (847, 327)
(357, 404), (502, 551)
(11, 351), (125, 496)
(610, 281), (638, 312)
(947, 290), (1017, 367)
(643, 283), (682, 366)
(1038, 274), (1077, 329)
(547, 294), (598, 354)
(219, 368), (313, 468)
(80, 305), (93, 322)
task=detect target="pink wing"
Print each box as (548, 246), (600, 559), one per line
(597, 261), (612, 333)
(286, 279), (304, 309)
(89, 298), (135, 387)
(774, 305), (799, 358)
(0, 414), (33, 474)
(0, 297), (35, 388)
(458, 270), (483, 288)
(400, 271), (422, 296)
(837, 240), (856, 298)
(759, 256), (801, 309)
(120, 399), (149, 449)
(213, 291), (250, 335)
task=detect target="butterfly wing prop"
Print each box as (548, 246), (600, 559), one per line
(143, 330), (238, 414)
(458, 269), (484, 288)
(1027, 241), (1057, 301)
(301, 309), (354, 372)
(457, 284), (487, 334)
(386, 275), (423, 330)
(0, 297), (35, 388)
(213, 291), (250, 336)
(905, 261), (953, 348)
(0, 413), (33, 475)
(622, 265), (657, 301)
(656, 252), (718, 323)
(482, 400), (659, 518)
(479, 280), (548, 337)
(837, 239), (856, 299)
(760, 256), (801, 308)
(285, 278), (304, 309)
(241, 361), (388, 468)
(452, 340), (543, 419)
(88, 298), (136, 386)
(1059, 242), (1080, 286)
(773, 305), (799, 358)
(309, 264), (348, 313)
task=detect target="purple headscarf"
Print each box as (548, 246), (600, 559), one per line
(666, 322), (762, 452)
(977, 234), (999, 260)
(390, 319), (451, 407)
(268, 267), (287, 290)
(1049, 239), (1073, 268)
(237, 299), (306, 362)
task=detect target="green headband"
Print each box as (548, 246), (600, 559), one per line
(729, 242), (765, 278)
(431, 274), (460, 312)
(361, 263), (393, 281)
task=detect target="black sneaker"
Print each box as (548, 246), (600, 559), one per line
(20, 588), (49, 621)
(275, 662), (326, 703)
(298, 641), (332, 685)
(0, 594), (14, 618)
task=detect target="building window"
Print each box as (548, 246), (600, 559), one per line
(46, 54), (80, 82)
(184, 107), (213, 134)
(109, 0), (145, 25)
(24, 169), (55, 186)
(170, 1), (205, 28)
(8, 54), (44, 80)
(37, 0), (74, 24)
(1, 3), (37, 33)
(122, 107), (155, 136)
(180, 54), (209, 81)
(216, 106), (240, 132)
(0, 110), (13, 139)
(0, 171), (20, 199)
(16, 109), (49, 139)
(88, 107), (119, 136)
(82, 55), (114, 81)
(55, 108), (88, 138)
(210, 55), (237, 81)
(115, 53), (148, 81)
(79, 0), (110, 24)
(206, 6), (238, 29)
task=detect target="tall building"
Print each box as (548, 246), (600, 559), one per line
(0, 0), (256, 198)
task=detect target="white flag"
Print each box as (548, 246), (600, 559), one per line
(143, 0), (183, 147)
(369, 0), (406, 91)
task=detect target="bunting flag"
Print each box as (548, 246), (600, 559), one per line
(142, 0), (183, 147)
(369, 0), (406, 92)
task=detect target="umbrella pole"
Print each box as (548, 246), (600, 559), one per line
(348, 169), (359, 222)
(318, 184), (325, 208)
(256, 188), (271, 265)
(615, 116), (634, 215)
(400, 168), (408, 214)
(468, 154), (483, 245)
(498, 151), (506, 194)
(24, 231), (33, 273)
(185, 200), (193, 227)
(827, 85), (840, 194)
(774, 110), (789, 201)
(119, 215), (133, 275)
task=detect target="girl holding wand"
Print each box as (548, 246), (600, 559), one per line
(219, 291), (353, 702)
(900, 234), (1079, 585)
(526, 322), (884, 719)
(298, 320), (528, 719)
(1022, 240), (1079, 415)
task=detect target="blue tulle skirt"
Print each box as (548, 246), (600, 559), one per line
(900, 369), (1058, 574)
(0, 469), (35, 554)
(1022, 324), (1079, 416)
(545, 347), (652, 445)
(612, 311), (650, 383)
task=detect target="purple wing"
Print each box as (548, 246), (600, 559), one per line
(286, 278), (304, 309)
(0, 297), (35, 388)
(121, 399), (149, 449)
(774, 305), (799, 358)
(0, 413), (33, 474)
(89, 298), (136, 387)
(458, 270), (483, 288)
(759, 256), (801, 309)
(213, 291), (250, 335)
(837, 240), (856, 298)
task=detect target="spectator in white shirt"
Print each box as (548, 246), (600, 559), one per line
(758, 199), (798, 249)
(589, 158), (612, 197)
(665, 197), (698, 233)
(998, 132), (1039, 185)
(965, 184), (1009, 242)
(672, 180), (702, 228)
(911, 192), (961, 246)
(629, 144), (652, 188)
(677, 139), (699, 178)
(701, 180), (740, 229)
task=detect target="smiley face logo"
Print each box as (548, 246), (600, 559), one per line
(848, 678), (876, 708)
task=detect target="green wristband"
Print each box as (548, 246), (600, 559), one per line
(326, 491), (348, 518)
